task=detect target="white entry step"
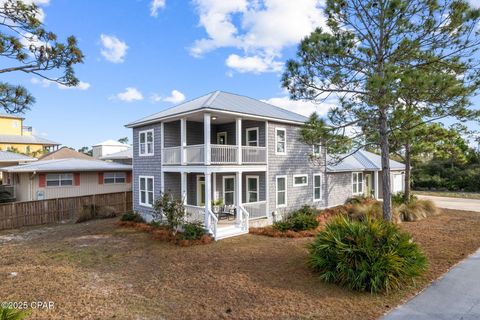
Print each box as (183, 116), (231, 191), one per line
(215, 225), (248, 240)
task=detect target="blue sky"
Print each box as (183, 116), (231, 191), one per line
(7, 0), (480, 149)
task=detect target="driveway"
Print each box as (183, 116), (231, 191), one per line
(383, 249), (480, 320)
(418, 195), (480, 212)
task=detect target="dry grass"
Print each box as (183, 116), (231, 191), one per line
(1, 209), (480, 319)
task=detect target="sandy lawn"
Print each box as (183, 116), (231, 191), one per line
(1, 209), (480, 319)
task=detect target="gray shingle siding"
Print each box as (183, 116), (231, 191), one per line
(132, 124), (162, 217)
(266, 121), (327, 215)
(164, 120), (180, 147)
(326, 172), (353, 207)
(187, 121), (204, 145)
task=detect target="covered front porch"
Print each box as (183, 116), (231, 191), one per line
(162, 169), (268, 239)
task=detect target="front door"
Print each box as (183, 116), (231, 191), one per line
(365, 174), (372, 197)
(196, 175), (205, 206)
(223, 176), (235, 205)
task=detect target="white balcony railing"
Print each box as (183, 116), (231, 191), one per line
(211, 144), (238, 164)
(242, 201), (267, 219)
(184, 204), (205, 223)
(163, 146), (181, 165)
(162, 145), (266, 165)
(185, 144), (205, 164)
(242, 146), (267, 164)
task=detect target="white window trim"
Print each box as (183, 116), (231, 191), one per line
(246, 175), (259, 203)
(139, 129), (154, 156)
(293, 174), (308, 187)
(46, 173), (74, 188)
(313, 173), (322, 201)
(139, 175), (154, 207)
(196, 175), (205, 206)
(246, 127), (259, 146)
(276, 175), (287, 208)
(222, 175), (236, 205)
(275, 128), (287, 155)
(352, 172), (364, 195)
(216, 131), (227, 144)
(104, 172), (126, 184)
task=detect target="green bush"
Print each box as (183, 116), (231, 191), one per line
(308, 216), (427, 293)
(392, 192), (417, 206)
(182, 222), (206, 240)
(0, 307), (30, 320)
(296, 205), (317, 216)
(273, 210), (319, 232)
(120, 211), (145, 223)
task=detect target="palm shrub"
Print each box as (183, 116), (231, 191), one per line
(308, 216), (427, 293)
(0, 307), (29, 320)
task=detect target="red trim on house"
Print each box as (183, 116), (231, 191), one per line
(39, 174), (46, 187)
(98, 172), (104, 184)
(74, 173), (80, 186)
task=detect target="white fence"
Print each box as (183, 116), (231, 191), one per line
(242, 201), (267, 219)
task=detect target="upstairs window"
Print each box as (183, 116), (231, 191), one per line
(352, 172), (364, 195)
(104, 172), (126, 184)
(139, 130), (154, 156)
(46, 173), (73, 187)
(275, 128), (286, 154)
(246, 128), (259, 146)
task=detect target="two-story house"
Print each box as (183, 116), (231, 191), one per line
(126, 91), (405, 240)
(0, 114), (60, 154)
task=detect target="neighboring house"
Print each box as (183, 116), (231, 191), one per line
(100, 147), (133, 165)
(0, 158), (132, 202)
(126, 91), (405, 240)
(92, 140), (130, 159)
(39, 146), (95, 161)
(0, 150), (37, 183)
(0, 114), (60, 154)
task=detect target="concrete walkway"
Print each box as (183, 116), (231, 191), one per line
(383, 249), (480, 320)
(418, 195), (480, 212)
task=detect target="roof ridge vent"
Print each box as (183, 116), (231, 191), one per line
(204, 90), (220, 107)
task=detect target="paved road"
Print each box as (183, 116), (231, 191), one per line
(383, 249), (480, 320)
(418, 195), (480, 212)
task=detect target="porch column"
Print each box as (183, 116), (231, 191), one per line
(180, 118), (187, 165)
(204, 172), (212, 228)
(204, 113), (211, 165)
(374, 171), (379, 199)
(212, 172), (217, 201)
(236, 117), (242, 164)
(181, 172), (187, 204)
(236, 171), (242, 223)
(160, 122), (164, 164)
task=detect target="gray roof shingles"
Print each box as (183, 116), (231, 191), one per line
(126, 91), (308, 127)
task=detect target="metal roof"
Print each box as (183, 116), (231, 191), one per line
(100, 148), (133, 160)
(126, 91), (309, 127)
(0, 151), (36, 162)
(327, 150), (405, 172)
(0, 134), (60, 145)
(0, 158), (132, 173)
(92, 139), (130, 147)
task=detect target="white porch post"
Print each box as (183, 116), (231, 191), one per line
(204, 113), (211, 165)
(236, 117), (242, 164)
(236, 171), (242, 223)
(160, 122), (164, 164)
(212, 172), (217, 201)
(265, 121), (269, 217)
(204, 172), (212, 228)
(180, 118), (187, 165)
(374, 171), (379, 199)
(181, 172), (187, 204)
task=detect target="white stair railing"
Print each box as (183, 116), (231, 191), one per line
(184, 204), (205, 223)
(242, 201), (267, 219)
(207, 208), (218, 238)
(238, 205), (250, 232)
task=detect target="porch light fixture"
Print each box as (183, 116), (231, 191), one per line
(211, 116), (217, 121)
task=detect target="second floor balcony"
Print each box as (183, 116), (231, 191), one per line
(160, 112), (267, 166)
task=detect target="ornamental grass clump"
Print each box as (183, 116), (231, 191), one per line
(308, 216), (427, 293)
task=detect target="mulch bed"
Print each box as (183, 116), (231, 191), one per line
(117, 221), (213, 246)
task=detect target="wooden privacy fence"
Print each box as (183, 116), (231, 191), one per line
(0, 191), (132, 231)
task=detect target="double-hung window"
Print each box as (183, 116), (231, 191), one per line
(139, 130), (154, 156)
(246, 175), (259, 203)
(139, 176), (154, 207)
(275, 128), (286, 154)
(46, 173), (73, 187)
(276, 176), (287, 207)
(104, 172), (126, 184)
(246, 128), (259, 146)
(352, 172), (364, 195)
(313, 174), (322, 201)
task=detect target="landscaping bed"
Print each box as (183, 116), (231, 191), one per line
(1, 209), (480, 319)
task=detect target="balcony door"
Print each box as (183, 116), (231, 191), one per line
(217, 132), (227, 145)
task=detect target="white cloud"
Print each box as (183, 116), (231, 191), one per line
(163, 90), (186, 104)
(468, 0), (480, 8)
(150, 0), (166, 16)
(190, 0), (326, 74)
(57, 81), (91, 91)
(150, 93), (163, 103)
(262, 96), (334, 117)
(113, 87), (144, 102)
(100, 34), (128, 63)
(30, 77), (51, 88)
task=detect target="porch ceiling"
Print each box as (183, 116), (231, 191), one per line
(166, 110), (264, 125)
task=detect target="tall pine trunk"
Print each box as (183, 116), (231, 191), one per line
(404, 142), (411, 200)
(379, 108), (392, 221)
